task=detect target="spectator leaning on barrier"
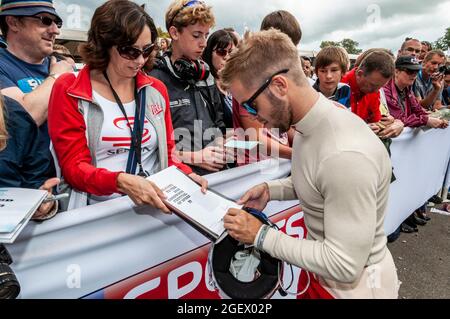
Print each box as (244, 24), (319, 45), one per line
(414, 50), (446, 111)
(383, 55), (448, 233)
(150, 0), (229, 176)
(221, 30), (399, 299)
(48, 0), (207, 208)
(342, 50), (401, 138)
(353, 49), (404, 139)
(384, 56), (448, 129)
(0, 93), (59, 220)
(0, 37), (58, 220)
(312, 46), (351, 108)
(0, 0), (73, 216)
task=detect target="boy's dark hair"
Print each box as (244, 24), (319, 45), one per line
(260, 10), (301, 46)
(358, 51), (395, 78)
(314, 46), (349, 74)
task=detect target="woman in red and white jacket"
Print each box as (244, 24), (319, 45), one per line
(48, 0), (207, 210)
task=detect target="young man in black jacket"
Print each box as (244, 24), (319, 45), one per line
(150, 0), (229, 175)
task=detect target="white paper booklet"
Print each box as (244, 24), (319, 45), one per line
(147, 166), (242, 240)
(224, 140), (260, 150)
(0, 188), (48, 243)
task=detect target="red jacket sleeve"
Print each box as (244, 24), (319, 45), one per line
(48, 74), (121, 195)
(157, 81), (193, 175)
(367, 92), (382, 123)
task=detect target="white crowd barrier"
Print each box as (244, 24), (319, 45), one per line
(8, 159), (299, 299)
(6, 126), (449, 298)
(384, 126), (450, 235)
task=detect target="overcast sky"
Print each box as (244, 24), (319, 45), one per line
(55, 0), (449, 53)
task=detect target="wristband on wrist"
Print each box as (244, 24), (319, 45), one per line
(256, 224), (270, 250)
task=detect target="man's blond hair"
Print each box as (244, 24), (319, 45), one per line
(166, 0), (215, 32)
(220, 29), (306, 91)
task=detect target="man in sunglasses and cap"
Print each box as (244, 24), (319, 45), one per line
(0, 0), (73, 210)
(384, 56), (448, 129)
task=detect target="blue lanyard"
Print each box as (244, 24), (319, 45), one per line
(126, 89), (147, 176)
(103, 71), (148, 176)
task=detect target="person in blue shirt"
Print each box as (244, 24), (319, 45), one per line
(0, 94), (59, 220)
(312, 46), (351, 108)
(0, 0), (73, 180)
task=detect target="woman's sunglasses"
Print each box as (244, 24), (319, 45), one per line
(214, 48), (233, 58)
(117, 43), (156, 60)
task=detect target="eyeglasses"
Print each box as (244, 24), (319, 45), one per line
(25, 15), (63, 28)
(214, 48), (233, 57)
(168, 0), (205, 28)
(242, 69), (289, 116)
(117, 43), (156, 60)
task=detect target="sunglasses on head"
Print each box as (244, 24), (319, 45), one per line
(117, 43), (156, 60)
(242, 69), (289, 116)
(169, 0), (205, 27)
(25, 15), (63, 28)
(214, 47), (233, 57)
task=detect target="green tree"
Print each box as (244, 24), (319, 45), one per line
(340, 38), (363, 54)
(434, 27), (450, 51)
(320, 39), (362, 54)
(320, 40), (340, 49)
(157, 27), (170, 39)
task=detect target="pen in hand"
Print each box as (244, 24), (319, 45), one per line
(42, 193), (69, 203)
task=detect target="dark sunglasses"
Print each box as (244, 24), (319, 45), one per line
(399, 68), (419, 75)
(214, 47), (233, 57)
(26, 15), (63, 28)
(242, 69), (289, 116)
(117, 43), (156, 60)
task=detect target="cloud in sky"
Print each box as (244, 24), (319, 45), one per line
(55, 0), (449, 53)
